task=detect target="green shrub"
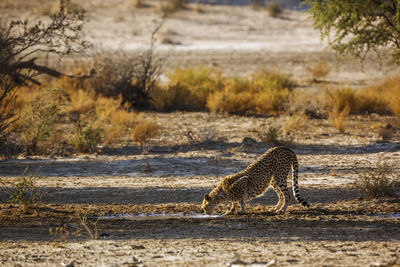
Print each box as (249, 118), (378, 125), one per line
(70, 123), (102, 153)
(355, 160), (398, 198)
(14, 88), (60, 155)
(8, 168), (41, 211)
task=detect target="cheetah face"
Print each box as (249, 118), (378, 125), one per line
(201, 193), (217, 215)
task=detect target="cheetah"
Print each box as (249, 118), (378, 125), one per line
(201, 146), (309, 215)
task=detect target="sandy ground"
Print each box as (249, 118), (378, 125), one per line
(1, 112), (400, 266)
(1, 1), (400, 266)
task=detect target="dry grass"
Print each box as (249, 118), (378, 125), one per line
(329, 104), (350, 133)
(379, 76), (400, 117)
(306, 60), (330, 82)
(130, 119), (162, 153)
(13, 87), (60, 154)
(355, 160), (399, 198)
(11, 77), (147, 154)
(281, 113), (308, 135)
(207, 70), (295, 115)
(152, 65), (223, 111)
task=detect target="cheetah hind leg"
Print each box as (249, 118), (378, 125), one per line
(275, 178), (291, 214)
(270, 179), (284, 212)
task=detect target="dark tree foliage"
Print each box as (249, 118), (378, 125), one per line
(0, 0), (89, 136)
(305, 0), (400, 63)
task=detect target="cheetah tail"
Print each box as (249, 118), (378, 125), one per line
(291, 158), (310, 208)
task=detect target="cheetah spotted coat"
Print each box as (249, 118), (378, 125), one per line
(201, 146), (309, 215)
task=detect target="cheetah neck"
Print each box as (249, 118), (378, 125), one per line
(209, 184), (228, 203)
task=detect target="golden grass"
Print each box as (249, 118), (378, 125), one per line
(130, 119), (162, 152)
(306, 60), (330, 82)
(152, 65), (223, 111)
(11, 76), (150, 153)
(329, 104), (350, 133)
(281, 113), (308, 135)
(207, 70), (294, 115)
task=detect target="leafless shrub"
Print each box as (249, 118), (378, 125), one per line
(185, 126), (226, 146)
(355, 160), (399, 198)
(256, 125), (292, 146)
(89, 19), (166, 109)
(72, 213), (99, 240)
(281, 113), (308, 135)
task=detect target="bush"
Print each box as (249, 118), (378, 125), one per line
(329, 104), (349, 133)
(207, 70), (295, 115)
(380, 76), (400, 118)
(207, 78), (254, 115)
(325, 88), (356, 113)
(281, 113), (308, 135)
(7, 168), (41, 211)
(160, 0), (186, 14)
(70, 124), (102, 153)
(256, 125), (291, 146)
(306, 60), (330, 82)
(13, 88), (60, 155)
(153, 65), (223, 111)
(64, 88), (142, 152)
(130, 119), (162, 153)
(266, 2), (282, 18)
(0, 0), (88, 138)
(87, 41), (164, 109)
(355, 160), (398, 198)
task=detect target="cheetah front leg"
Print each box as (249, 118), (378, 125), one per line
(225, 201), (239, 215)
(228, 176), (248, 215)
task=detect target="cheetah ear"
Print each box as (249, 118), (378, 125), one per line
(204, 193), (211, 201)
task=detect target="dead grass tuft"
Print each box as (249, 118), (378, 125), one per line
(329, 104), (349, 133)
(130, 119), (162, 153)
(355, 160), (399, 198)
(306, 60), (330, 83)
(281, 113), (308, 135)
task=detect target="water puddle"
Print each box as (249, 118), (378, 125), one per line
(99, 213), (223, 220)
(373, 214), (400, 219)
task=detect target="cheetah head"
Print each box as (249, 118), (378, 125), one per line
(201, 193), (218, 215)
